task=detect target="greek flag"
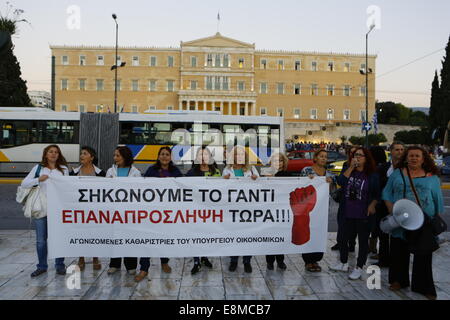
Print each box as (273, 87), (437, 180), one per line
(372, 111), (378, 134)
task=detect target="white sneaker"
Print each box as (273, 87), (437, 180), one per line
(329, 262), (349, 272)
(107, 267), (118, 275)
(127, 269), (136, 275)
(349, 267), (363, 280)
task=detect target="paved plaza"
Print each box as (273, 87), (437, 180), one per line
(0, 230), (449, 300)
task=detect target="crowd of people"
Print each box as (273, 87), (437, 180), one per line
(285, 141), (344, 152)
(21, 141), (445, 300)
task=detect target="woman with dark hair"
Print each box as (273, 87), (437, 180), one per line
(70, 146), (106, 271)
(330, 147), (380, 280)
(134, 147), (182, 282)
(186, 146), (220, 275)
(382, 146), (443, 300)
(106, 146), (141, 275)
(21, 145), (69, 277)
(300, 149), (336, 272)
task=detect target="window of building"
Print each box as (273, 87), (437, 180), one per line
(116, 55), (122, 65)
(278, 60), (284, 70)
(310, 109), (318, 120)
(191, 56), (197, 67)
(344, 85), (351, 96)
(167, 80), (174, 92)
(167, 106), (174, 110)
(215, 54), (221, 67)
(344, 109), (351, 120)
(344, 62), (350, 72)
(132, 106), (138, 113)
(311, 84), (318, 96)
(238, 81), (245, 91)
(260, 107), (267, 116)
(222, 77), (229, 90)
(327, 108), (335, 120)
(150, 56), (157, 67)
(61, 105), (68, 112)
(96, 105), (103, 113)
(261, 59), (267, 69)
(168, 56), (174, 67)
(277, 83), (284, 95)
(149, 80), (157, 92)
(132, 56), (139, 66)
(116, 79), (121, 91)
(360, 86), (367, 97)
(79, 55), (86, 66)
(190, 80), (197, 90)
(294, 108), (301, 119)
(294, 84), (301, 95)
(295, 60), (301, 71)
(79, 79), (86, 91)
(239, 58), (244, 68)
(215, 77), (221, 90)
(223, 54), (230, 67)
(149, 106), (157, 111)
(277, 107), (284, 117)
(361, 63), (366, 72)
(328, 61), (334, 72)
(327, 85), (334, 96)
(132, 80), (139, 91)
(207, 54), (213, 67)
(97, 56), (104, 66)
(79, 105), (85, 113)
(96, 79), (104, 91)
(62, 56), (68, 65)
(360, 110), (366, 121)
(61, 79), (68, 90)
(206, 76), (213, 90)
(260, 82), (268, 94)
(312, 61), (318, 71)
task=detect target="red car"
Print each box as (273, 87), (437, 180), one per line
(286, 151), (315, 173)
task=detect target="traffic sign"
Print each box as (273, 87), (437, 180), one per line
(362, 122), (372, 132)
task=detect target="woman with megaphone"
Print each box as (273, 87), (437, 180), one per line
(382, 146), (444, 300)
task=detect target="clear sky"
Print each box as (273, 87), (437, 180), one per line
(5, 0), (450, 108)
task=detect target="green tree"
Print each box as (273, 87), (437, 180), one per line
(0, 5), (31, 107)
(438, 35), (450, 142)
(429, 70), (441, 132)
(349, 133), (387, 146)
(394, 128), (433, 145)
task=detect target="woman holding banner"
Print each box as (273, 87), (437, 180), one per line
(135, 147), (183, 282)
(69, 146), (106, 271)
(262, 152), (290, 270)
(223, 146), (259, 273)
(186, 146), (221, 275)
(300, 149), (336, 272)
(21, 145), (69, 277)
(330, 147), (379, 280)
(382, 146), (443, 300)
(106, 146), (142, 276)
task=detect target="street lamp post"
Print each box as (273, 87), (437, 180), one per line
(113, 14), (118, 113)
(365, 24), (375, 148)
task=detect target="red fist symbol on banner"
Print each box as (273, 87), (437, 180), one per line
(289, 185), (317, 245)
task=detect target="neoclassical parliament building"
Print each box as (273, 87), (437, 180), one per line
(51, 33), (376, 142)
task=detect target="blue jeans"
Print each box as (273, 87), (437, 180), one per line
(34, 217), (65, 270)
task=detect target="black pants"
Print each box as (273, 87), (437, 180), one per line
(138, 258), (170, 272)
(389, 237), (410, 287)
(389, 237), (436, 297)
(339, 218), (370, 268)
(230, 256), (252, 264)
(337, 206), (356, 249)
(266, 255), (284, 264)
(302, 252), (324, 265)
(109, 257), (137, 270)
(378, 231), (391, 266)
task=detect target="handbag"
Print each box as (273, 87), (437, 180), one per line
(401, 168), (439, 254)
(20, 165), (48, 219)
(16, 165), (41, 204)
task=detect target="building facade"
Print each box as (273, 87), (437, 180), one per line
(51, 33), (376, 141)
(28, 90), (52, 108)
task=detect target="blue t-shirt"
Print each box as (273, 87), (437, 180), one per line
(234, 169), (244, 177)
(117, 167), (130, 177)
(382, 169), (444, 239)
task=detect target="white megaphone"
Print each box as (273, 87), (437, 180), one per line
(380, 199), (424, 234)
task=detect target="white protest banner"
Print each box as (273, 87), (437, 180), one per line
(47, 176), (329, 258)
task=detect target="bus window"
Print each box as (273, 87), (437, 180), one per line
(1, 123), (14, 147)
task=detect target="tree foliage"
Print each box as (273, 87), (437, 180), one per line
(349, 133), (387, 146)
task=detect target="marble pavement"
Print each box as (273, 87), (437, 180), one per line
(0, 230), (449, 300)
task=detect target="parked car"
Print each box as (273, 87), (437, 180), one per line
(442, 156), (450, 176)
(286, 150), (315, 173)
